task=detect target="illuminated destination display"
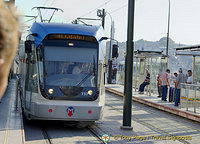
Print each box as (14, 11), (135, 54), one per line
(45, 34), (97, 42)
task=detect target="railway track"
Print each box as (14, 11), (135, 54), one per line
(23, 119), (105, 144)
(22, 92), (200, 144)
(87, 127), (107, 144)
(41, 127), (53, 144)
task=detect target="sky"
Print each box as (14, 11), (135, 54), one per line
(15, 0), (200, 45)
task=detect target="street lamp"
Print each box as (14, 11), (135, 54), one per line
(105, 12), (114, 84)
(97, 9), (117, 84)
(166, 0), (170, 67)
(106, 12), (113, 60)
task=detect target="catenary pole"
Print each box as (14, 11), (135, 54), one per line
(121, 0), (135, 130)
(166, 0), (170, 67)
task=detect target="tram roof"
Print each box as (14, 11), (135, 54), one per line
(30, 22), (101, 47)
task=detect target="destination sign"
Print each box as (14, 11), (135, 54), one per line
(45, 34), (97, 42)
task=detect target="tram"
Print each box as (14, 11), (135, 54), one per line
(18, 22), (106, 126)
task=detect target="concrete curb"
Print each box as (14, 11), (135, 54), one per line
(105, 87), (200, 123)
(14, 79), (25, 144)
(19, 95), (25, 144)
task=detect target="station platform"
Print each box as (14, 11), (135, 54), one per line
(0, 80), (199, 144)
(0, 80), (24, 144)
(105, 84), (200, 123)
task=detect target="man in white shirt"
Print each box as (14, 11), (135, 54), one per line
(187, 70), (192, 84)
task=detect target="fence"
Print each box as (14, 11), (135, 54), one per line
(180, 83), (200, 113)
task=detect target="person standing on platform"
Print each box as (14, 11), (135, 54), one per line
(187, 70), (192, 84)
(174, 68), (187, 106)
(173, 73), (178, 89)
(160, 69), (170, 101)
(0, 0), (19, 99)
(168, 72), (178, 102)
(138, 69), (150, 94)
(157, 69), (162, 98)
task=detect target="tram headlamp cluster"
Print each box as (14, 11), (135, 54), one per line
(68, 43), (74, 46)
(88, 90), (93, 96)
(48, 88), (54, 94)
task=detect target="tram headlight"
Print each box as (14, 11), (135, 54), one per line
(48, 88), (54, 94)
(88, 90), (93, 96)
(68, 43), (74, 46)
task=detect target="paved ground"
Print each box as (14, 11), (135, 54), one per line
(105, 84), (200, 122)
(94, 92), (200, 144)
(0, 80), (24, 144)
(0, 81), (200, 144)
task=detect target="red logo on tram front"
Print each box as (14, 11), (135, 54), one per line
(66, 106), (75, 117)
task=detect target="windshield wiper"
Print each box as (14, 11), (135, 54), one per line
(76, 56), (96, 87)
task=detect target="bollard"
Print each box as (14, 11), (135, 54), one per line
(15, 78), (19, 111)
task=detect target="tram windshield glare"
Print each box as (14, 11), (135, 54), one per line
(42, 46), (97, 87)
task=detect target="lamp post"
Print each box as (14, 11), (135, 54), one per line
(166, 0), (170, 67)
(105, 12), (114, 84)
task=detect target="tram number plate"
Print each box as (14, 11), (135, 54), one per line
(81, 92), (88, 96)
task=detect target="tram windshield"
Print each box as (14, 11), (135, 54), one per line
(43, 46), (97, 87)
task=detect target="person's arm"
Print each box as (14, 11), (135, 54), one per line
(175, 75), (179, 89)
(145, 74), (150, 83)
(167, 74), (170, 87)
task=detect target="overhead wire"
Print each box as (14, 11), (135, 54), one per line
(79, 0), (113, 18)
(49, 0), (56, 6)
(42, 0), (56, 21)
(110, 3), (128, 14)
(43, 0), (49, 6)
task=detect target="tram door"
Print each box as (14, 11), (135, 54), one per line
(25, 44), (38, 111)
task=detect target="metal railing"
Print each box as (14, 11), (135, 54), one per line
(180, 83), (200, 113)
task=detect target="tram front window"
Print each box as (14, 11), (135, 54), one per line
(43, 46), (97, 87)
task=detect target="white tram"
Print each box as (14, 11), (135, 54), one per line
(18, 22), (106, 125)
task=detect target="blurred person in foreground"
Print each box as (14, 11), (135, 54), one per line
(0, 0), (19, 100)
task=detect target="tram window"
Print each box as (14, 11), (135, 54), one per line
(43, 46), (97, 87)
(25, 48), (38, 93)
(37, 46), (44, 84)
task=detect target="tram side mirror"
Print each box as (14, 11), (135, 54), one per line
(25, 40), (33, 53)
(112, 44), (119, 58)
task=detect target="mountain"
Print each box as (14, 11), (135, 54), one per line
(106, 37), (194, 73)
